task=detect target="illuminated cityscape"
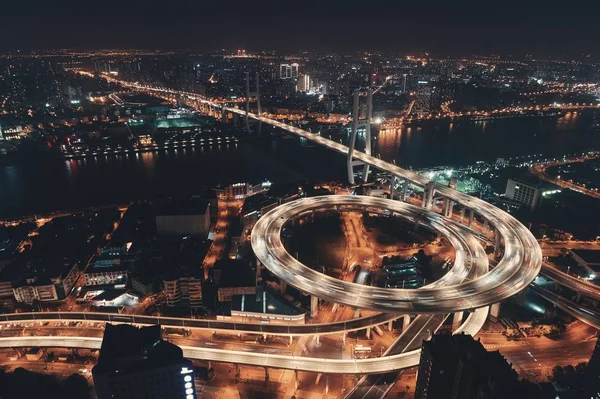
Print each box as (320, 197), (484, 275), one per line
(1, 2), (600, 399)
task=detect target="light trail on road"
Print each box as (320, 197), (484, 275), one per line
(3, 73), (544, 382)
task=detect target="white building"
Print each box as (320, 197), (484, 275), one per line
(296, 74), (311, 92)
(504, 177), (560, 210)
(280, 63), (299, 79)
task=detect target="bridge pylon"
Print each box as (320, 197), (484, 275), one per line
(347, 89), (373, 185)
(245, 72), (262, 132)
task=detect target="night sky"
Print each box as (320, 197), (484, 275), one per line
(1, 0), (598, 56)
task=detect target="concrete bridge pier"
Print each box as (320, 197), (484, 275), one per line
(426, 184), (436, 210)
(445, 200), (454, 217)
(489, 303), (501, 323)
(494, 231), (502, 257)
(452, 311), (464, 331)
(280, 280), (287, 294)
(311, 295), (319, 318)
(403, 314), (411, 331)
(264, 367), (269, 381)
(402, 180), (409, 201)
(460, 207), (465, 224)
(468, 209), (475, 228)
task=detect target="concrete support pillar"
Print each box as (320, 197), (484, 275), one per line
(483, 219), (489, 233)
(280, 280), (287, 294)
(354, 308), (360, 318)
(315, 335), (320, 346)
(494, 231), (502, 258)
(325, 375), (329, 394)
(402, 180), (409, 201)
(489, 302), (501, 322)
(421, 189), (428, 208)
(295, 370), (300, 390)
(208, 361), (212, 369)
(263, 333), (267, 342)
(315, 373), (322, 385)
(366, 326), (371, 339)
(264, 367), (269, 381)
(460, 207), (465, 224)
(468, 209), (474, 228)
(221, 108), (227, 123)
(390, 176), (397, 200)
(426, 183), (436, 210)
(403, 314), (411, 331)
(388, 320), (393, 331)
(452, 311), (464, 331)
(342, 332), (347, 346)
(289, 335), (293, 345)
(446, 200), (453, 218)
(311, 295), (319, 318)
(442, 198), (449, 216)
(235, 364), (240, 383)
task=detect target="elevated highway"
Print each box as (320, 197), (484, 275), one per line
(23, 72), (543, 383)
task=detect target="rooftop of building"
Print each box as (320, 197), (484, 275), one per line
(241, 193), (277, 217)
(230, 286), (303, 316)
(424, 332), (487, 361)
(214, 258), (256, 288)
(11, 259), (77, 288)
(93, 324), (188, 375)
(86, 257), (129, 274)
(508, 174), (558, 191)
(155, 196), (210, 217)
(89, 289), (131, 302)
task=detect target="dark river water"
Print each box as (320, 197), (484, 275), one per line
(1, 110), (599, 219)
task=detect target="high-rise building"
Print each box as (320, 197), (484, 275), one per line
(586, 338), (600, 397)
(415, 333), (521, 399)
(296, 74), (311, 92)
(92, 324), (196, 399)
(280, 63), (299, 79)
(163, 267), (204, 308)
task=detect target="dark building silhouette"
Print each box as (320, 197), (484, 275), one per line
(415, 333), (555, 399)
(92, 324), (196, 399)
(586, 338), (600, 398)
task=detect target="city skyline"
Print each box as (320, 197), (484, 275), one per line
(0, 19), (600, 398)
(1, 0), (599, 57)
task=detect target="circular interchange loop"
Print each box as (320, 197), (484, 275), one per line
(252, 195), (542, 314)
